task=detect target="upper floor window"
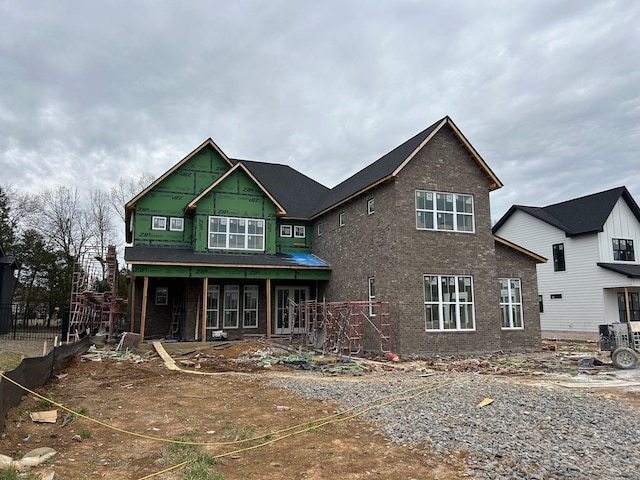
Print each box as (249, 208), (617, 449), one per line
(339, 212), (345, 227)
(152, 216), (167, 230)
(155, 287), (168, 305)
(280, 225), (292, 237)
(613, 238), (635, 261)
(317, 223), (323, 236)
(169, 217), (184, 232)
(424, 275), (475, 331)
(500, 278), (523, 329)
(208, 216), (265, 251)
(552, 243), (565, 271)
(367, 198), (375, 215)
(294, 225), (306, 238)
(415, 191), (474, 232)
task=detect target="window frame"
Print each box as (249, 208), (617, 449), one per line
(280, 225), (293, 237)
(500, 278), (524, 329)
(613, 238), (635, 262)
(317, 223), (323, 236)
(367, 198), (375, 215)
(339, 212), (345, 227)
(552, 243), (566, 272)
(152, 216), (167, 231)
(206, 285), (220, 330)
(294, 225), (306, 238)
(208, 216), (265, 251)
(155, 287), (168, 305)
(243, 285), (259, 328)
(423, 274), (475, 331)
(367, 276), (376, 317)
(169, 217), (184, 232)
(223, 285), (240, 329)
(415, 190), (475, 233)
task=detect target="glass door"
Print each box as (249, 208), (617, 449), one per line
(274, 287), (309, 334)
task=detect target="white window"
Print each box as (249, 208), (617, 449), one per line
(416, 191), (474, 232)
(368, 277), (376, 317)
(223, 285), (239, 328)
(152, 216), (167, 230)
(208, 216), (265, 251)
(243, 285), (259, 328)
(280, 225), (292, 237)
(424, 275), (475, 331)
(169, 217), (184, 231)
(367, 198), (375, 215)
(339, 212), (345, 226)
(294, 225), (306, 238)
(206, 285), (220, 330)
(155, 287), (168, 305)
(317, 223), (323, 236)
(500, 279), (523, 329)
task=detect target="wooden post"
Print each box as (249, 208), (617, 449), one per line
(625, 287), (632, 322)
(266, 278), (272, 339)
(130, 277), (136, 333)
(140, 276), (149, 343)
(201, 278), (208, 341)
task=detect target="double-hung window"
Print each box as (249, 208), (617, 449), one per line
(223, 285), (239, 328)
(367, 277), (376, 317)
(416, 191), (474, 232)
(552, 243), (565, 271)
(209, 216), (265, 251)
(243, 286), (259, 328)
(613, 238), (635, 261)
(206, 285), (220, 330)
(500, 278), (523, 329)
(424, 275), (475, 331)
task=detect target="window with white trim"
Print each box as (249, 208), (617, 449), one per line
(339, 212), (345, 226)
(416, 191), (474, 232)
(367, 198), (375, 215)
(152, 216), (167, 230)
(424, 275), (475, 331)
(317, 223), (323, 236)
(206, 285), (220, 330)
(208, 216), (265, 251)
(243, 285), (259, 328)
(280, 225), (292, 237)
(223, 285), (239, 328)
(500, 278), (523, 329)
(294, 225), (306, 238)
(368, 277), (376, 317)
(169, 217), (184, 231)
(155, 287), (168, 305)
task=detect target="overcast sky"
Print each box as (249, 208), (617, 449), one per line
(1, 0), (639, 226)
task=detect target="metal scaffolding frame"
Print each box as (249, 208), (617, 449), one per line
(67, 245), (126, 342)
(293, 299), (392, 357)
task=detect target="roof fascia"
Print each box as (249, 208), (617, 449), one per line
(185, 162), (287, 215)
(621, 187), (640, 224)
(494, 235), (547, 263)
(126, 259), (330, 270)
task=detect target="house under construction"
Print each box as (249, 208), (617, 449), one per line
(68, 245), (126, 342)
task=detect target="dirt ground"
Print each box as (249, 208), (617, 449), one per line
(0, 338), (638, 480)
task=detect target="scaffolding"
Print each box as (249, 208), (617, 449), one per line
(67, 245), (126, 342)
(294, 300), (392, 357)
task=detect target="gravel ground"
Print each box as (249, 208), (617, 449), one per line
(269, 372), (640, 479)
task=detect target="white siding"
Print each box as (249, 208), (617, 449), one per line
(495, 207), (640, 333)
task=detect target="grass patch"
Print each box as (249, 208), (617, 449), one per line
(0, 352), (25, 372)
(164, 431), (223, 480)
(0, 468), (39, 480)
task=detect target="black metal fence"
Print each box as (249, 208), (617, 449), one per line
(0, 304), (67, 342)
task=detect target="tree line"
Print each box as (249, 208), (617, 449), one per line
(0, 173), (154, 325)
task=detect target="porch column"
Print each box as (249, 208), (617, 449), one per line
(140, 276), (149, 342)
(625, 287), (632, 322)
(130, 277), (136, 333)
(201, 278), (208, 341)
(266, 278), (272, 339)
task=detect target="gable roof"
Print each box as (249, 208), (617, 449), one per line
(494, 235), (547, 263)
(237, 160), (330, 218)
(309, 116), (503, 218)
(185, 162), (288, 216)
(493, 186), (640, 237)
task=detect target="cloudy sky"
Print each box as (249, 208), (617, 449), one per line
(1, 0), (639, 225)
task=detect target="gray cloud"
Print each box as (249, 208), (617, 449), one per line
(1, 0), (638, 226)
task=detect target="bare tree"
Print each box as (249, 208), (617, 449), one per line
(89, 189), (118, 253)
(109, 172), (156, 224)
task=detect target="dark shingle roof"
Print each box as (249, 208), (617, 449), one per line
(493, 186), (640, 236)
(125, 246), (330, 269)
(236, 160), (330, 218)
(309, 118), (444, 216)
(597, 262), (640, 278)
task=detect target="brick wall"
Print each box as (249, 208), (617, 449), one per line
(314, 125), (536, 356)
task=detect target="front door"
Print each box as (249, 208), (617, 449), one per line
(274, 287), (309, 334)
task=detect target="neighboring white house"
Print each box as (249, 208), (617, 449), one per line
(493, 186), (640, 335)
